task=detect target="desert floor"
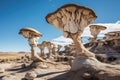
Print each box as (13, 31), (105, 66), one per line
(0, 52), (70, 80)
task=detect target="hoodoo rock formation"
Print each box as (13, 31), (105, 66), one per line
(46, 4), (120, 80)
(104, 31), (120, 46)
(19, 28), (56, 68)
(46, 4), (96, 58)
(38, 41), (56, 58)
(19, 28), (45, 62)
(89, 25), (107, 41)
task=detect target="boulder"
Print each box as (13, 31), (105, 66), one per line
(68, 57), (120, 80)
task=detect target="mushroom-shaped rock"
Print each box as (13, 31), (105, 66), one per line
(89, 25), (106, 41)
(46, 4), (97, 58)
(46, 4), (120, 80)
(46, 4), (97, 38)
(19, 28), (42, 38)
(19, 28), (45, 62)
(25, 71), (37, 80)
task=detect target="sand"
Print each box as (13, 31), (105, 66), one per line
(0, 52), (70, 80)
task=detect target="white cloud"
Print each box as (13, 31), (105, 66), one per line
(52, 21), (120, 45)
(116, 21), (120, 24)
(82, 21), (120, 37)
(52, 36), (73, 46)
(82, 27), (92, 37)
(53, 36), (73, 43)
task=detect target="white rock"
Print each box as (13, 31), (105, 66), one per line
(71, 57), (101, 71)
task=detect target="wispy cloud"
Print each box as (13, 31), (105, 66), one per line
(82, 21), (120, 37)
(52, 36), (73, 46)
(51, 21), (120, 46)
(94, 21), (120, 37)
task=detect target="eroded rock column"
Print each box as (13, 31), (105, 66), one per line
(46, 4), (97, 58)
(37, 44), (45, 57)
(19, 28), (45, 62)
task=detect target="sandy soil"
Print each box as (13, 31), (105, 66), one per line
(0, 62), (70, 80)
(0, 52), (70, 80)
(0, 52), (25, 61)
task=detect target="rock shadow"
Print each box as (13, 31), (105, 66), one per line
(37, 70), (67, 79)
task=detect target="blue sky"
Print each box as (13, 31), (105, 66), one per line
(0, 0), (120, 52)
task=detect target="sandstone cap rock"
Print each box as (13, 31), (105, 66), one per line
(19, 28), (42, 38)
(46, 4), (97, 38)
(89, 25), (107, 30)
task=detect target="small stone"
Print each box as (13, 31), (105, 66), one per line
(25, 71), (37, 80)
(82, 73), (91, 78)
